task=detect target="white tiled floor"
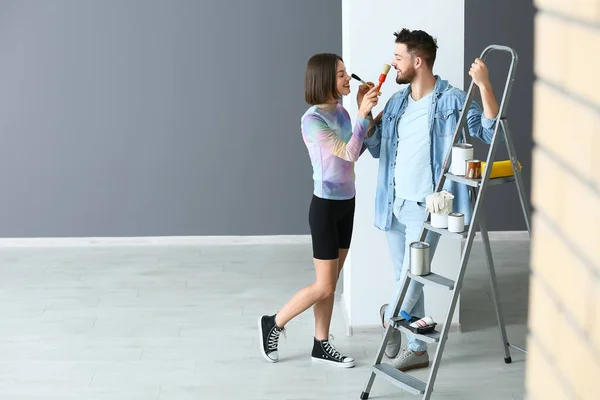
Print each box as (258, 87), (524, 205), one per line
(0, 238), (529, 399)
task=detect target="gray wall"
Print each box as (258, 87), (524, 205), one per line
(0, 0), (342, 237)
(465, 0), (535, 231)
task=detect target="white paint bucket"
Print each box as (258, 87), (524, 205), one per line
(450, 144), (474, 176)
(448, 212), (465, 233)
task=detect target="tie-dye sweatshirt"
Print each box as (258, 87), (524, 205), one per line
(301, 104), (370, 200)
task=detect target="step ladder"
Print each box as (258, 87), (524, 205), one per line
(360, 44), (532, 400)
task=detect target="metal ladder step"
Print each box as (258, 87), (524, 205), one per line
(408, 272), (455, 290)
(372, 364), (426, 395)
(423, 222), (469, 238)
(391, 317), (441, 343)
(444, 172), (515, 187)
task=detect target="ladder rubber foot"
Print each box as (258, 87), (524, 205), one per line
(504, 357), (512, 364)
(360, 391), (369, 399)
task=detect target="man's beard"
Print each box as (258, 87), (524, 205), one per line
(395, 69), (416, 85)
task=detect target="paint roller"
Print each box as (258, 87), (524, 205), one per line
(480, 160), (523, 179)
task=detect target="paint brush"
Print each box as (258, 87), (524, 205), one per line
(375, 64), (391, 92)
(351, 73), (372, 87)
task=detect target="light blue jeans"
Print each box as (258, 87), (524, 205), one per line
(384, 199), (440, 352)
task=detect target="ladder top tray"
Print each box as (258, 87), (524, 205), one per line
(444, 173), (515, 188)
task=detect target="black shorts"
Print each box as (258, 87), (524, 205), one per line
(308, 195), (356, 260)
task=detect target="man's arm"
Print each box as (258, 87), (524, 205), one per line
(469, 58), (499, 119)
(364, 111), (383, 158)
(357, 111), (373, 157)
(479, 82), (499, 120)
(466, 58), (500, 144)
(466, 101), (495, 144)
(356, 82), (383, 157)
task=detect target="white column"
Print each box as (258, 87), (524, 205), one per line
(341, 0), (466, 333)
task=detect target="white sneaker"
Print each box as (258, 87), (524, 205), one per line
(380, 304), (401, 358)
(391, 348), (429, 372)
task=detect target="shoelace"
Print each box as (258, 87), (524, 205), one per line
(267, 326), (285, 352)
(323, 340), (343, 360)
(398, 348), (413, 361)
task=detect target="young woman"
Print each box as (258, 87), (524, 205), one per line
(258, 53), (379, 368)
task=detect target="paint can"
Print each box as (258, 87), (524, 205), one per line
(450, 144), (474, 176)
(465, 160), (482, 179)
(430, 212), (448, 228)
(409, 241), (431, 276)
(448, 212), (465, 233)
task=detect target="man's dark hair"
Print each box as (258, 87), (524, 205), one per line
(304, 53), (343, 105)
(393, 28), (438, 68)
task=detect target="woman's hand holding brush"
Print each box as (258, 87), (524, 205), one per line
(357, 86), (380, 119)
(356, 80), (375, 107)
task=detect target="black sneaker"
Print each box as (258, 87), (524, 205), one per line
(311, 337), (355, 368)
(258, 314), (284, 363)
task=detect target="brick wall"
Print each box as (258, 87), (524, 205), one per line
(527, 1), (600, 399)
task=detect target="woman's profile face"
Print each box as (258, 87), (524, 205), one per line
(334, 60), (351, 99)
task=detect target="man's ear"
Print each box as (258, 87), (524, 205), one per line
(414, 56), (423, 69)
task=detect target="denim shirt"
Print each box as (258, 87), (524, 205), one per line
(364, 76), (497, 231)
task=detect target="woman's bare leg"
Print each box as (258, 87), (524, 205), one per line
(274, 258), (338, 329)
(313, 248), (348, 340)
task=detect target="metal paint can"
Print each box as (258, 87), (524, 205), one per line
(409, 241), (431, 276)
(465, 160), (482, 179)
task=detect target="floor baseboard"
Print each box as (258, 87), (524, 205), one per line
(0, 235), (313, 248)
(476, 230), (529, 241)
(339, 293), (352, 337)
(0, 231), (528, 248)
